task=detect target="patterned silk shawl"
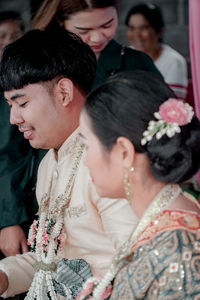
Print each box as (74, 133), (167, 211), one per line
(111, 210), (200, 299)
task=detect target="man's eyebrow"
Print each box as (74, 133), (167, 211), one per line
(74, 18), (114, 30)
(10, 93), (25, 100)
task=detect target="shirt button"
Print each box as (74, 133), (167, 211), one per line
(53, 169), (59, 179)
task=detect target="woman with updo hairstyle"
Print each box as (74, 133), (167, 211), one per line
(78, 70), (200, 299)
(125, 3), (188, 100)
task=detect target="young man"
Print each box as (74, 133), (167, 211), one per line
(0, 28), (137, 298)
(0, 11), (46, 262)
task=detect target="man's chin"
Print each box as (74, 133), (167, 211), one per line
(29, 140), (46, 149)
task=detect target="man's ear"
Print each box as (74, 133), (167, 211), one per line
(116, 136), (135, 168)
(56, 78), (74, 106)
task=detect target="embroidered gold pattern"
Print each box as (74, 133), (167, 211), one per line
(66, 204), (87, 218)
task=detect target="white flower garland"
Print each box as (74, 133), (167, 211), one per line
(25, 139), (84, 300)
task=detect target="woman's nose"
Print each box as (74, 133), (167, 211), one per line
(90, 30), (104, 43)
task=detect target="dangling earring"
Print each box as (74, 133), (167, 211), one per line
(124, 166), (134, 204)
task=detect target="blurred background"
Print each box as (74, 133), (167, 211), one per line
(0, 0), (189, 74)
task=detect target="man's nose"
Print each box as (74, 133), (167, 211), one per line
(10, 106), (24, 125)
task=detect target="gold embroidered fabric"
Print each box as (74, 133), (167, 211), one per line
(111, 210), (200, 299)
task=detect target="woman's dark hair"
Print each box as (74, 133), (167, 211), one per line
(125, 3), (164, 34)
(83, 70), (200, 184)
(32, 0), (118, 30)
(0, 11), (25, 32)
(0, 27), (96, 94)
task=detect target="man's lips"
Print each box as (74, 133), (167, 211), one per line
(19, 128), (33, 139)
(23, 130), (33, 139)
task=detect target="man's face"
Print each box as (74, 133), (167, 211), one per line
(5, 83), (68, 150)
(0, 20), (23, 57)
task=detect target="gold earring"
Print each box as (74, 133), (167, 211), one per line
(124, 166), (134, 204)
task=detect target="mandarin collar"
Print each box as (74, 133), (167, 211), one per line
(52, 127), (81, 162)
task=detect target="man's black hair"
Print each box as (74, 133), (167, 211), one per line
(0, 27), (97, 94)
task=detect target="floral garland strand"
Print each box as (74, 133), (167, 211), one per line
(77, 184), (181, 300)
(25, 140), (84, 300)
(77, 277), (113, 300)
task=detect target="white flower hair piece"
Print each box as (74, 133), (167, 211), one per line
(141, 98), (194, 146)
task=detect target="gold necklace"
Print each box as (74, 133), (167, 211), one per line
(113, 184), (181, 264)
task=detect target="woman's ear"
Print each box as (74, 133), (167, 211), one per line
(116, 136), (135, 167)
(56, 78), (74, 106)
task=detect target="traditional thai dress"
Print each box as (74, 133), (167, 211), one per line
(77, 185), (200, 300)
(111, 209), (200, 299)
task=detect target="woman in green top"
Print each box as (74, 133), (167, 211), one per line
(32, 0), (161, 88)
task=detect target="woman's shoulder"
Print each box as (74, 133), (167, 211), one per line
(133, 210), (200, 250)
(122, 45), (162, 75)
(100, 39), (150, 59)
(133, 225), (200, 259)
(123, 44), (154, 61)
(111, 228), (200, 299)
(159, 43), (186, 64)
(105, 39), (157, 61)
(95, 40), (162, 88)
(148, 227), (200, 252)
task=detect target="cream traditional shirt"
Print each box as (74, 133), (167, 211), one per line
(0, 128), (137, 298)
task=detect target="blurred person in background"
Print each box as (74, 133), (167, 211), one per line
(0, 11), (24, 58)
(125, 3), (188, 100)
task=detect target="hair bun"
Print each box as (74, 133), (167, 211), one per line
(147, 117), (200, 183)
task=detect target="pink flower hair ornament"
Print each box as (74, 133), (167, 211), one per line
(141, 98), (194, 146)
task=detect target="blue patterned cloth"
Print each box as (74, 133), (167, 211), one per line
(110, 210), (200, 299)
(53, 258), (92, 298)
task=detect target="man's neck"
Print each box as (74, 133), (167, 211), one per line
(54, 126), (79, 161)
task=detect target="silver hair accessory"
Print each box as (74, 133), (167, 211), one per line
(141, 98), (194, 146)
